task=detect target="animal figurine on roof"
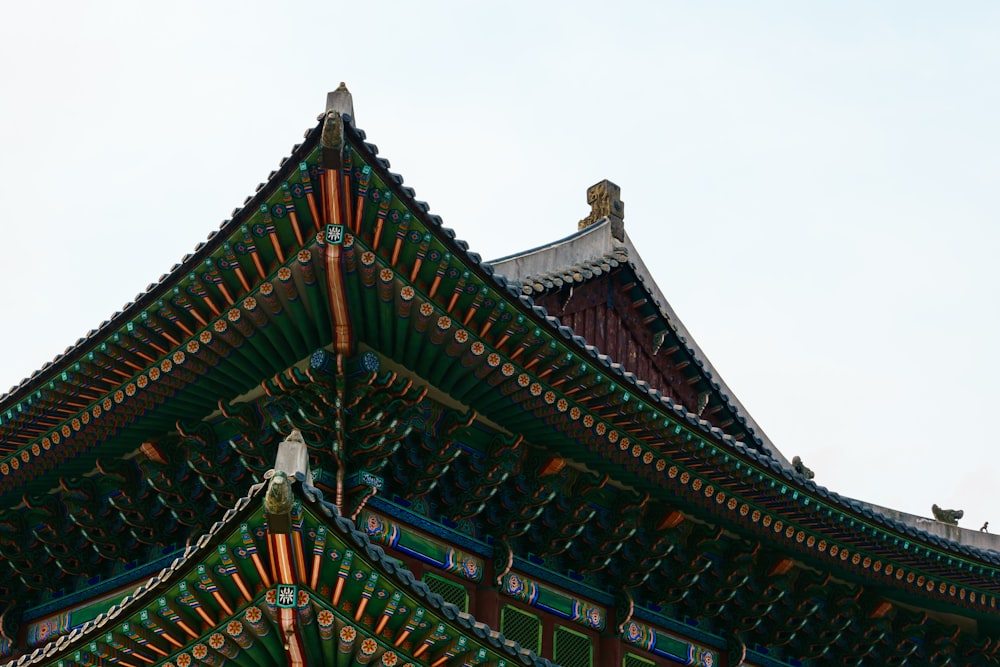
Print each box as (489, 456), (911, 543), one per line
(792, 456), (814, 480)
(932, 504), (964, 526)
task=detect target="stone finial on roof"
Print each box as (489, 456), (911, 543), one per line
(322, 84), (352, 167)
(326, 82), (355, 123)
(578, 179), (625, 242)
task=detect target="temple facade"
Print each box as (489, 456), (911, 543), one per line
(2, 86), (1000, 667)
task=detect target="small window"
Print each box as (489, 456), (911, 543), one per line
(501, 606), (542, 654)
(554, 625), (593, 667)
(624, 652), (656, 667)
(422, 573), (469, 612)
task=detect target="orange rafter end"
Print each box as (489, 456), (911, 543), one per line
(342, 173), (352, 231)
(413, 643), (430, 658)
(288, 211), (305, 246)
(332, 170), (342, 227)
(410, 257), (425, 281)
(306, 192), (321, 231)
(293, 531), (306, 581)
(310, 555), (322, 590)
(234, 267), (252, 293)
(394, 630), (411, 648)
(354, 197), (364, 234)
(194, 607), (216, 627)
(212, 590), (234, 617)
(375, 615), (391, 635)
(251, 254), (267, 280)
(354, 598), (369, 621)
(177, 621), (199, 639)
(217, 283), (235, 306)
(332, 577), (346, 606)
(269, 234), (285, 264)
(233, 572), (253, 602)
(250, 553), (272, 588)
(145, 643), (168, 658)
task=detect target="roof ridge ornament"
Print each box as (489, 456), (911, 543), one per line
(321, 84), (353, 181)
(272, 428), (313, 486)
(578, 179), (625, 242)
(326, 82), (355, 124)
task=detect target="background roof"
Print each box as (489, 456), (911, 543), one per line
(1, 1), (998, 531)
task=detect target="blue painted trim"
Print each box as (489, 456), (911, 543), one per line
(25, 546), (184, 620)
(511, 558), (614, 607)
(367, 496), (491, 557)
(632, 606), (724, 651)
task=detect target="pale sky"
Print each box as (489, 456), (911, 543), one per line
(1, 2), (998, 532)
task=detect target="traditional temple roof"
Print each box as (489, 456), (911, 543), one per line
(4, 467), (555, 667)
(3, 86), (1000, 664)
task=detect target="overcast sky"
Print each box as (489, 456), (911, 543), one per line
(2, 2), (998, 532)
